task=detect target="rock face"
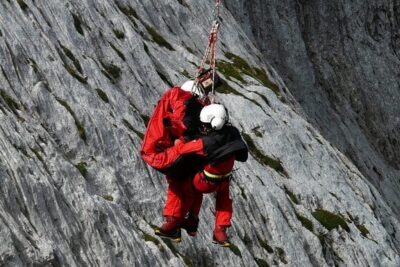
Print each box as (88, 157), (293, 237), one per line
(0, 0), (399, 266)
(225, 0), (400, 216)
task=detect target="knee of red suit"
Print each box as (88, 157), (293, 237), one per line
(193, 173), (219, 193)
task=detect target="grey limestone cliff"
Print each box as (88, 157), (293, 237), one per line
(0, 0), (399, 266)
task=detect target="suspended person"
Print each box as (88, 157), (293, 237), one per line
(141, 69), (220, 172)
(140, 74), (220, 239)
(155, 104), (248, 246)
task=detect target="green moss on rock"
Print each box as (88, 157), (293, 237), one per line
(181, 69), (191, 78)
(217, 60), (246, 84)
(252, 126), (263, 137)
(64, 64), (87, 84)
(116, 4), (139, 20)
(100, 61), (121, 80)
(275, 247), (288, 264)
(0, 89), (21, 115)
(102, 195), (114, 201)
(144, 24), (174, 51)
(109, 43), (126, 61)
(356, 224), (369, 237)
(284, 187), (299, 204)
(17, 0), (28, 10)
(140, 114), (150, 126)
(143, 233), (160, 245)
(242, 132), (287, 176)
(259, 238), (274, 253)
(113, 29), (125, 39)
(61, 45), (83, 74)
(255, 258), (269, 267)
(177, 0), (190, 8)
(71, 13), (84, 35)
(161, 238), (179, 256)
(312, 209), (350, 232)
(295, 212), (314, 232)
(143, 42), (150, 55)
(75, 162), (88, 178)
(180, 253), (193, 267)
(96, 89), (109, 103)
(217, 52), (280, 96)
(228, 243), (242, 257)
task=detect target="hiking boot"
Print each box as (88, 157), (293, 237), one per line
(154, 216), (182, 242)
(213, 225), (230, 247)
(181, 214), (199, 237)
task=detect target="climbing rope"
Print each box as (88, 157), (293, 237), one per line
(193, 0), (222, 103)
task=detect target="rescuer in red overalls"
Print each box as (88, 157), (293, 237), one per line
(155, 104), (248, 246)
(141, 80), (212, 239)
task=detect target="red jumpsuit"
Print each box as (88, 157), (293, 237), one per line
(140, 87), (206, 220)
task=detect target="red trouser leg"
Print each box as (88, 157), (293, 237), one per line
(192, 172), (233, 226)
(215, 181), (233, 227)
(188, 189), (203, 216)
(163, 176), (196, 219)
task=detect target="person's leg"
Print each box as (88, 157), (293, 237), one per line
(215, 181), (232, 226)
(213, 181), (232, 246)
(181, 181), (203, 236)
(157, 176), (186, 241)
(163, 176), (186, 219)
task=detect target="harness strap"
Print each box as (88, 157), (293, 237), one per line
(203, 169), (231, 182)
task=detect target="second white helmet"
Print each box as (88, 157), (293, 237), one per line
(200, 104), (228, 130)
(181, 80), (204, 98)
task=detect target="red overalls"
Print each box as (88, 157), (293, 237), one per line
(140, 87), (206, 220)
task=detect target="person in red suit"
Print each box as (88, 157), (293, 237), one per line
(155, 104), (248, 246)
(141, 80), (211, 239)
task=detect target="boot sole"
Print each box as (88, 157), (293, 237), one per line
(154, 229), (182, 243)
(182, 229), (197, 237)
(212, 240), (231, 247)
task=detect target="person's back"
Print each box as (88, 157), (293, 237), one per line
(141, 81), (205, 171)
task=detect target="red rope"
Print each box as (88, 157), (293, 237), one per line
(193, 0), (222, 101)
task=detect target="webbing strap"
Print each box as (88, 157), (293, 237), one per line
(203, 169), (231, 181)
(192, 0), (222, 103)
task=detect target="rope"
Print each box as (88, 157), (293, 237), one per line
(192, 0), (222, 103)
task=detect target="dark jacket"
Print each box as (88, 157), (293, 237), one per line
(161, 125), (248, 179)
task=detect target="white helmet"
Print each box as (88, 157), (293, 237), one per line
(200, 104), (228, 130)
(181, 80), (204, 97)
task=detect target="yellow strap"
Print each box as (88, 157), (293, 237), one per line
(203, 170), (231, 180)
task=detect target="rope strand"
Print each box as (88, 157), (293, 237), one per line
(193, 0), (222, 103)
